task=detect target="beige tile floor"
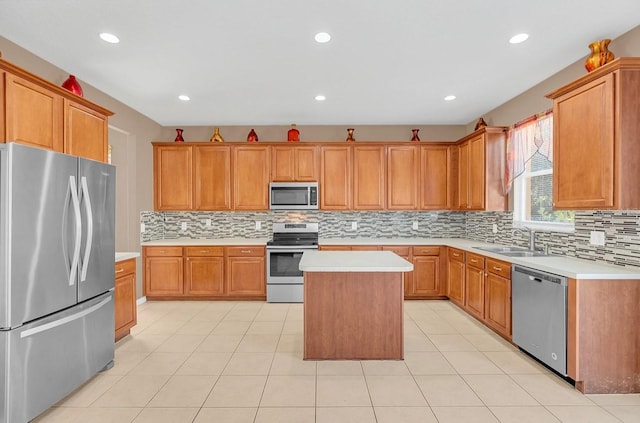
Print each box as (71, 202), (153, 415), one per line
(35, 300), (640, 423)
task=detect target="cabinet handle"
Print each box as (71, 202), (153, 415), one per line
(493, 266), (502, 271)
(200, 250), (209, 253)
(471, 259), (478, 263)
(241, 250), (251, 253)
(453, 253), (460, 257)
(115, 268), (124, 274)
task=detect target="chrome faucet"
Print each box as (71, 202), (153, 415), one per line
(512, 227), (536, 251)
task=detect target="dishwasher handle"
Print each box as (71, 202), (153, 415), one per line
(512, 265), (567, 286)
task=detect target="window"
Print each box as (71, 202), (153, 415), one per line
(507, 113), (574, 231)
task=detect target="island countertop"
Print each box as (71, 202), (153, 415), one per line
(299, 250), (413, 272)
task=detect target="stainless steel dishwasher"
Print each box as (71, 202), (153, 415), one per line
(512, 265), (568, 376)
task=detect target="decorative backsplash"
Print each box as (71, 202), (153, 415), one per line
(141, 210), (640, 269)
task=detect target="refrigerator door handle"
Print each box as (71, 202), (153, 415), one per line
(80, 176), (93, 282)
(19, 295), (112, 338)
(69, 175), (82, 286)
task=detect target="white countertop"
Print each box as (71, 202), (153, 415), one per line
(115, 252), (140, 262)
(139, 237), (640, 279)
(142, 238), (270, 246)
(299, 250), (414, 272)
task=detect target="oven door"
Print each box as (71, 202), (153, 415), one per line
(266, 246), (317, 284)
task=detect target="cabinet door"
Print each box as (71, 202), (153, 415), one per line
(271, 146), (296, 181)
(226, 257), (266, 296)
(295, 146), (318, 181)
(485, 273), (511, 338)
(553, 73), (614, 209)
(420, 146), (449, 209)
(449, 145), (460, 209)
(154, 145), (193, 210)
(234, 146), (270, 210)
(320, 146), (352, 210)
(185, 256), (225, 295)
(413, 255), (440, 296)
(115, 272), (136, 340)
(468, 135), (486, 210)
(4, 73), (63, 151)
(387, 145), (419, 210)
(353, 145), (385, 210)
(64, 99), (108, 162)
(465, 266), (485, 320)
(144, 256), (184, 296)
(447, 258), (465, 306)
(194, 145), (232, 210)
(458, 141), (469, 209)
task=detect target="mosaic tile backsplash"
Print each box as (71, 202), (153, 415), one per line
(141, 210), (640, 269)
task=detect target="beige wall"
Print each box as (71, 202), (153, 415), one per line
(469, 25), (640, 130)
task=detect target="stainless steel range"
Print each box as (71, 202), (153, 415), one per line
(266, 222), (319, 303)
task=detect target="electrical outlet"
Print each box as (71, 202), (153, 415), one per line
(140, 223), (145, 233)
(412, 221), (419, 230)
(255, 221), (262, 230)
(181, 222), (187, 231)
(590, 230), (605, 246)
(205, 218), (212, 227)
(351, 221), (358, 231)
(492, 223), (498, 234)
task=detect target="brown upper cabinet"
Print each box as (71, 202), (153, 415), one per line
(353, 145), (386, 210)
(194, 145), (232, 210)
(1, 57), (112, 162)
(456, 127), (508, 211)
(233, 145), (270, 210)
(546, 58), (640, 210)
(320, 145), (352, 210)
(271, 145), (318, 181)
(387, 145), (419, 210)
(154, 144), (193, 210)
(421, 145), (450, 210)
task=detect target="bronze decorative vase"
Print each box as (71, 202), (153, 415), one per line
(210, 127), (224, 142)
(346, 128), (355, 142)
(585, 39), (615, 72)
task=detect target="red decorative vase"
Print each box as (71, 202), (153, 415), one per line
(411, 129), (420, 142)
(287, 124), (300, 142)
(61, 75), (84, 97)
(247, 129), (259, 142)
(174, 128), (184, 142)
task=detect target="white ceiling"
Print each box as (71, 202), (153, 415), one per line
(1, 1), (639, 126)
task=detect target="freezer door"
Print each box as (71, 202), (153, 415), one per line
(77, 158), (115, 302)
(0, 292), (114, 423)
(0, 143), (79, 328)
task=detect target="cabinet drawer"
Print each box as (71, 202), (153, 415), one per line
(413, 246), (440, 256)
(144, 246), (183, 257)
(486, 258), (511, 278)
(448, 248), (465, 262)
(226, 246), (265, 257)
(115, 259), (135, 276)
(184, 246), (224, 257)
(467, 252), (485, 269)
(382, 246), (410, 256)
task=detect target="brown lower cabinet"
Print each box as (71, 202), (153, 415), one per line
(143, 245), (265, 300)
(115, 258), (137, 341)
(447, 247), (512, 340)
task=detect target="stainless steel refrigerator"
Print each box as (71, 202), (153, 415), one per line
(0, 142), (116, 423)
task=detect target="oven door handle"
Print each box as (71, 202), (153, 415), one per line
(266, 246), (319, 251)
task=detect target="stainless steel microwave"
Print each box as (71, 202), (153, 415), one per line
(269, 182), (319, 210)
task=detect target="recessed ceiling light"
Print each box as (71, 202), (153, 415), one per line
(509, 33), (529, 44)
(315, 95), (326, 101)
(444, 95), (456, 101)
(178, 95), (190, 101)
(314, 32), (331, 43)
(99, 32), (120, 44)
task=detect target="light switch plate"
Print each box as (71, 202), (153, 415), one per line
(205, 218), (212, 227)
(590, 230), (605, 246)
(412, 221), (419, 230)
(140, 223), (145, 233)
(181, 222), (187, 231)
(255, 221), (262, 230)
(492, 223), (498, 234)
(351, 221), (358, 230)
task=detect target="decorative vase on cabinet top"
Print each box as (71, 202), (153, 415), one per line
(411, 129), (420, 142)
(61, 75), (84, 97)
(287, 124), (300, 142)
(247, 129), (259, 142)
(174, 128), (184, 142)
(585, 39), (615, 72)
(210, 127), (224, 142)
(346, 128), (355, 142)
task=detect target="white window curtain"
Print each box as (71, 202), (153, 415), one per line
(503, 110), (553, 195)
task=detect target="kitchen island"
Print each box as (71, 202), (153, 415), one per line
(299, 250), (413, 360)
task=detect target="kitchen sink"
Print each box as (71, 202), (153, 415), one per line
(473, 246), (552, 257)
